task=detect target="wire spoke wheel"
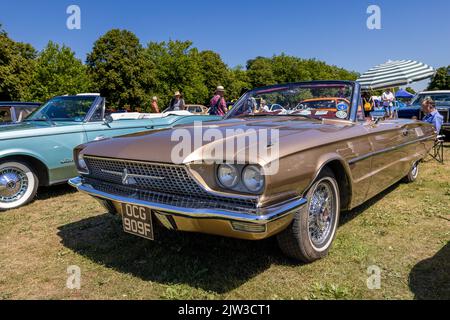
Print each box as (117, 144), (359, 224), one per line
(307, 181), (335, 248)
(276, 168), (340, 263)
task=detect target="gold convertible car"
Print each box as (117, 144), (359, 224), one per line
(70, 81), (436, 262)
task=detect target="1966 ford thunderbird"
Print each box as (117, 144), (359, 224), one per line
(0, 94), (220, 210)
(70, 81), (436, 262)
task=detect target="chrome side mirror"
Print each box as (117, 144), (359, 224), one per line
(103, 115), (113, 127)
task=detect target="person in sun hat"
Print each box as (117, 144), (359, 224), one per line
(209, 86), (228, 116)
(167, 91), (185, 111)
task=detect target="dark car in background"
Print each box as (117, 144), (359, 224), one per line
(0, 102), (41, 124)
(398, 91), (450, 133)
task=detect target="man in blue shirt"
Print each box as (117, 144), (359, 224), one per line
(422, 97), (444, 133)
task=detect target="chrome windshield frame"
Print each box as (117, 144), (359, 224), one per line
(84, 96), (106, 123)
(225, 80), (360, 122)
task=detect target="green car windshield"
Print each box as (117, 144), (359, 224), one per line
(26, 96), (96, 122)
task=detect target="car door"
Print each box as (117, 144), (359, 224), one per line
(26, 123), (89, 183)
(363, 119), (411, 199)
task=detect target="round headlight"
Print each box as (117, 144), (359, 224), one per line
(217, 164), (239, 188)
(242, 165), (264, 193)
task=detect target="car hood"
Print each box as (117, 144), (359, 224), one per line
(81, 116), (358, 166)
(0, 121), (81, 140)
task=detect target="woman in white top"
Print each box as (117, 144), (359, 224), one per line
(381, 89), (395, 118)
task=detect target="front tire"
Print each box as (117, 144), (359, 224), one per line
(0, 161), (39, 211)
(277, 168), (340, 263)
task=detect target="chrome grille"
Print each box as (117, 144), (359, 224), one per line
(85, 156), (207, 196)
(85, 178), (258, 213)
(84, 156), (258, 211)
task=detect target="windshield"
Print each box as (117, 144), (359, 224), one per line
(410, 93), (450, 107)
(26, 96), (96, 122)
(226, 82), (354, 120)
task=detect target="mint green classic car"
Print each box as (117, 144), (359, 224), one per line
(0, 94), (220, 210)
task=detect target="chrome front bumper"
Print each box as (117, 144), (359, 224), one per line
(69, 176), (307, 240)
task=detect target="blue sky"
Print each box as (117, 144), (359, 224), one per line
(1, 0), (449, 90)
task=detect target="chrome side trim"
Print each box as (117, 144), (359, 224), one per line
(68, 177), (306, 224)
(348, 135), (435, 164)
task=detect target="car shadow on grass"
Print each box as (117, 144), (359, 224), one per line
(409, 241), (450, 300)
(35, 183), (77, 201)
(57, 213), (294, 294)
(56, 181), (405, 293)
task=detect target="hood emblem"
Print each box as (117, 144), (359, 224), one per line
(100, 168), (166, 185)
(122, 168), (137, 185)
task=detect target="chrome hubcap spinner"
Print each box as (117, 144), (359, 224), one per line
(0, 168), (29, 203)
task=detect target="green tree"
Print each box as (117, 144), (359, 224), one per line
(0, 25), (37, 100)
(246, 57), (276, 88)
(87, 29), (154, 110)
(27, 41), (93, 101)
(246, 54), (358, 89)
(198, 50), (229, 93)
(271, 54), (311, 83)
(427, 66), (450, 90)
(225, 65), (251, 100)
(146, 40), (208, 108)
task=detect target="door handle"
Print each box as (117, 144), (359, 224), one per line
(94, 135), (107, 141)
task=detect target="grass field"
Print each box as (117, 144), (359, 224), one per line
(0, 146), (449, 300)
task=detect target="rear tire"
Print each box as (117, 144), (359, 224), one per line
(277, 168), (340, 263)
(0, 161), (39, 211)
(404, 161), (419, 183)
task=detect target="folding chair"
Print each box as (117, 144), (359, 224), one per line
(430, 134), (445, 164)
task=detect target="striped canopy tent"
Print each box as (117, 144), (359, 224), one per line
(357, 60), (435, 91)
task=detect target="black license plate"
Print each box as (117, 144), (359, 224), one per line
(121, 203), (154, 240)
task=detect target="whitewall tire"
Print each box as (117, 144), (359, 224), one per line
(0, 161), (39, 210)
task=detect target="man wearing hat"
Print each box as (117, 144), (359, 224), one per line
(167, 91), (185, 111)
(209, 86), (228, 116)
